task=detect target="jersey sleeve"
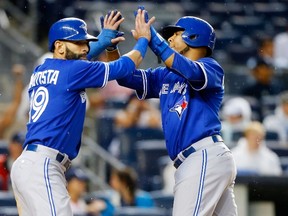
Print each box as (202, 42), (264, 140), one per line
(171, 53), (224, 91)
(67, 56), (135, 91)
(117, 67), (165, 99)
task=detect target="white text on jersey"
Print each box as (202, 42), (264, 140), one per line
(160, 84), (169, 95)
(29, 70), (59, 88)
(170, 82), (187, 95)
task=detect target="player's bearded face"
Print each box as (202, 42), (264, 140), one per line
(65, 46), (87, 60)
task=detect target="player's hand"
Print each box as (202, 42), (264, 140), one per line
(101, 10), (125, 46)
(101, 10), (123, 32)
(88, 10), (125, 59)
(132, 9), (155, 42)
(134, 6), (173, 64)
(134, 6), (149, 23)
(86, 199), (107, 213)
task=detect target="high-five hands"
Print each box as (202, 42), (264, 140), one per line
(132, 8), (155, 42)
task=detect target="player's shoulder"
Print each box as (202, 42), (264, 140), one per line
(146, 66), (169, 75)
(198, 57), (219, 65)
(198, 57), (223, 71)
(47, 58), (100, 65)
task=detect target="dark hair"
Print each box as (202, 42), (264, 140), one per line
(11, 131), (26, 145)
(65, 167), (89, 182)
(113, 167), (138, 198)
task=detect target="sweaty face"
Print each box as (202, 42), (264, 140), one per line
(168, 31), (187, 53)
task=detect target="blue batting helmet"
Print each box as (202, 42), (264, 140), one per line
(48, 17), (98, 52)
(162, 16), (216, 56)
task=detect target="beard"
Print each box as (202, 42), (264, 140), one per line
(65, 47), (87, 60)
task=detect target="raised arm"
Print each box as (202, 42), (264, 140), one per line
(124, 9), (155, 67)
(134, 6), (174, 67)
(0, 64), (25, 139)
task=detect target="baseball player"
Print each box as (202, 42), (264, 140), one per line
(117, 8), (238, 216)
(10, 10), (155, 216)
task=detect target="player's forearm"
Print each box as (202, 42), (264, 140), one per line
(107, 37), (148, 81)
(124, 37), (149, 68)
(163, 54), (174, 68)
(87, 29), (120, 60)
(124, 51), (143, 68)
(149, 26), (174, 67)
(88, 10), (124, 61)
(106, 48), (120, 61)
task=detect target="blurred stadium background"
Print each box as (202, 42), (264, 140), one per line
(1, 0), (288, 100)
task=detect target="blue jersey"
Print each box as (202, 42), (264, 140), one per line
(25, 57), (135, 160)
(118, 53), (224, 160)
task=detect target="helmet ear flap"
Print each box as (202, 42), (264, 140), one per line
(189, 35), (198, 40)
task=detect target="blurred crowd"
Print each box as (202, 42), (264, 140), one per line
(0, 32), (287, 216)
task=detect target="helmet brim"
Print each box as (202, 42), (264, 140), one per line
(161, 25), (185, 40)
(82, 33), (98, 42)
(64, 33), (98, 42)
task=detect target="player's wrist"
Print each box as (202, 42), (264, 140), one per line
(106, 46), (118, 52)
(133, 37), (149, 58)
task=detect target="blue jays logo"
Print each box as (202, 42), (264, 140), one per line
(80, 23), (88, 34)
(169, 96), (188, 119)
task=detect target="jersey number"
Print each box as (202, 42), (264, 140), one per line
(29, 86), (49, 122)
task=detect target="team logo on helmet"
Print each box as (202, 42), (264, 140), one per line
(62, 26), (79, 38)
(80, 23), (88, 34)
(169, 96), (188, 119)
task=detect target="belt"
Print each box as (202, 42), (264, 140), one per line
(26, 144), (71, 170)
(173, 135), (223, 169)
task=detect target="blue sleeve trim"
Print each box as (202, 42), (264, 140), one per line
(101, 62), (110, 88)
(136, 69), (148, 99)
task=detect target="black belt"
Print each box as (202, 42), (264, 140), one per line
(26, 144), (71, 170)
(173, 135), (223, 169)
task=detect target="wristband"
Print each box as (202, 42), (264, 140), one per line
(133, 37), (149, 58)
(87, 28), (118, 60)
(106, 46), (118, 51)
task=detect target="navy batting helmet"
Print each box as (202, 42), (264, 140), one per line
(48, 17), (98, 52)
(162, 16), (216, 56)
